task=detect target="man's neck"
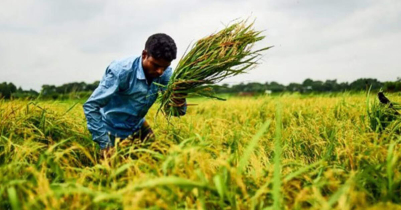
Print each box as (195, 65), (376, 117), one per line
(146, 78), (153, 86)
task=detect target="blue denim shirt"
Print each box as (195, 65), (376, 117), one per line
(83, 55), (186, 149)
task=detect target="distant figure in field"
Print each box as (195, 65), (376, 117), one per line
(83, 33), (187, 158)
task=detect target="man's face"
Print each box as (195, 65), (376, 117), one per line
(142, 50), (171, 79)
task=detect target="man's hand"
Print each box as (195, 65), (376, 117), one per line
(165, 92), (187, 116)
(170, 92), (187, 107)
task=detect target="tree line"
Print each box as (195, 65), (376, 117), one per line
(1, 78), (401, 100)
(213, 78), (401, 94)
(0, 81), (99, 100)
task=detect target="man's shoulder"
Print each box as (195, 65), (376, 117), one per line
(159, 67), (173, 85)
(161, 67), (173, 78)
(109, 56), (140, 73)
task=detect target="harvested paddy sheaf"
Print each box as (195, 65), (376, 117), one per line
(159, 20), (271, 117)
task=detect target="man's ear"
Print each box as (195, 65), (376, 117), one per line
(142, 50), (148, 60)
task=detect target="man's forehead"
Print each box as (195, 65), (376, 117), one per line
(149, 56), (171, 67)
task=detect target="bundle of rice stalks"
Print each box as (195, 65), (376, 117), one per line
(158, 19), (272, 117)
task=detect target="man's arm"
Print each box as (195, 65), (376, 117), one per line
(160, 67), (187, 116)
(83, 66), (121, 149)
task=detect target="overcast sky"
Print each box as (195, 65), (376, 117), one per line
(1, 0), (400, 91)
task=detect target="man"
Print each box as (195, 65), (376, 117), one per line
(83, 33), (186, 155)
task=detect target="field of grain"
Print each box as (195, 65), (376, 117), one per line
(1, 93), (401, 210)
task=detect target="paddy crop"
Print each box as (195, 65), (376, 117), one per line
(1, 93), (400, 209)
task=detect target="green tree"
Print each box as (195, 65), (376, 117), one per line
(0, 82), (17, 99)
(349, 78), (382, 91)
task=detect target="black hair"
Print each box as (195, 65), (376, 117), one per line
(145, 33), (177, 61)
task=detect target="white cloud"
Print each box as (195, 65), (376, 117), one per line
(0, 0), (400, 90)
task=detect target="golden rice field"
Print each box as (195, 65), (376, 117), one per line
(1, 93), (401, 210)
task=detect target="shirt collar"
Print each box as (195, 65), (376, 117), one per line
(136, 55), (146, 80)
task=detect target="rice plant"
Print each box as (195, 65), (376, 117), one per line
(1, 93), (401, 209)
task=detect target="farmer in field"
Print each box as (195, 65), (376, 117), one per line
(83, 33), (186, 156)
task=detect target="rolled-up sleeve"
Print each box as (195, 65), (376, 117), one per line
(83, 65), (121, 149)
(160, 67), (187, 116)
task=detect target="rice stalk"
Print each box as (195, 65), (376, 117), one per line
(158, 19), (272, 117)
